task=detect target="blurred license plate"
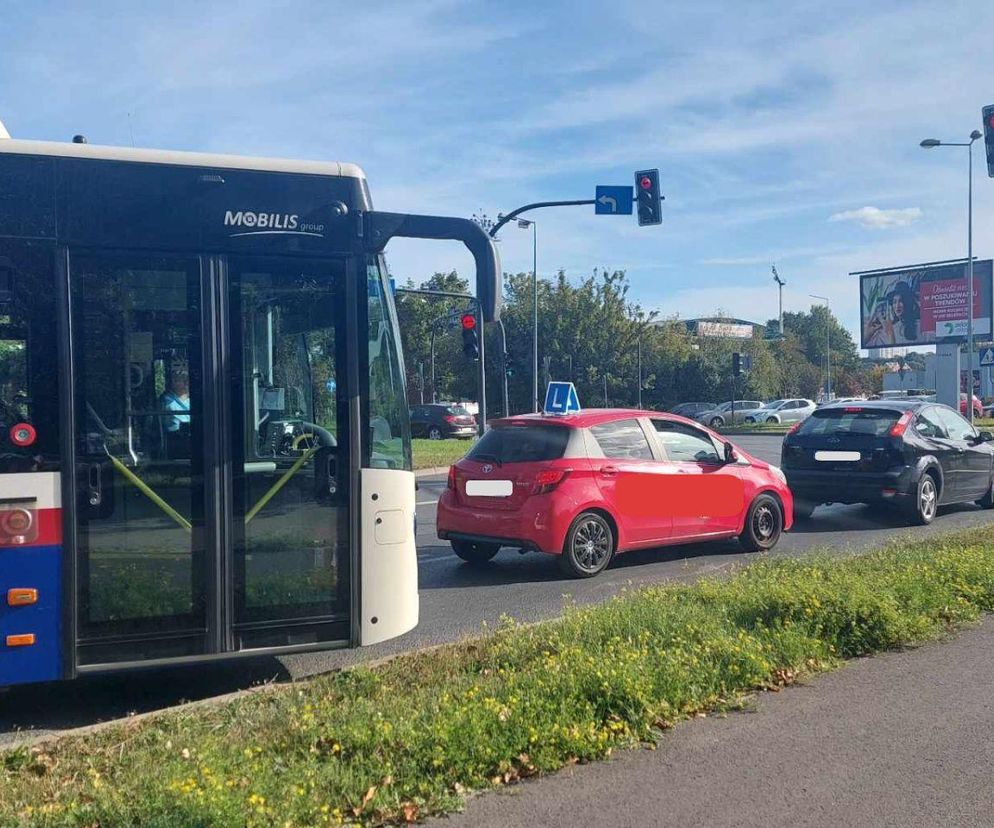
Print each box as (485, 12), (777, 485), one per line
(466, 480), (513, 497)
(815, 450), (860, 462)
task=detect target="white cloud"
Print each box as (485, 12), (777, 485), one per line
(828, 206), (923, 229)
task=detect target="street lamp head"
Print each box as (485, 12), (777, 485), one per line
(919, 138), (941, 148)
(970, 130), (982, 141)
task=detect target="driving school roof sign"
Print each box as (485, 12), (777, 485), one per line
(544, 382), (581, 415)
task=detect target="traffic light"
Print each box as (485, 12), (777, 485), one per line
(460, 313), (478, 360)
(983, 104), (994, 178)
(732, 353), (752, 376)
(634, 168), (662, 226)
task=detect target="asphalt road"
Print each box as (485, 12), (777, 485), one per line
(4, 434), (994, 745)
(434, 618), (994, 828)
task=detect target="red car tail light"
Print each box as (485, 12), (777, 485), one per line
(889, 410), (914, 438)
(786, 421), (803, 435)
(443, 415), (457, 423)
(447, 466), (456, 490)
(532, 468), (569, 495)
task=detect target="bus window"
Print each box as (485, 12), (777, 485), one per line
(0, 245), (60, 473)
(366, 258), (411, 471)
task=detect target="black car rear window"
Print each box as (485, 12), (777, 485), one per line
(795, 407), (903, 437)
(467, 425), (569, 463)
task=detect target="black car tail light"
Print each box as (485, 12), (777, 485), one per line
(889, 410), (914, 438)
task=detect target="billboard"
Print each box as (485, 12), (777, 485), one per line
(859, 259), (993, 349)
(692, 320), (755, 339)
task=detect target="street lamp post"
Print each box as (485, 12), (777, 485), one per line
(920, 130), (983, 424)
(515, 218), (539, 412)
(810, 294), (831, 400)
(772, 265), (786, 336)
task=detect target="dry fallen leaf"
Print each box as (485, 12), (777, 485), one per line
(353, 785), (378, 816)
(402, 802), (419, 822)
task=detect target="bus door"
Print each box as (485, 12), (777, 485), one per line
(225, 257), (349, 651)
(70, 253), (349, 667)
(72, 253), (212, 665)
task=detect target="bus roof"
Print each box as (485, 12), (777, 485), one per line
(0, 135), (366, 180)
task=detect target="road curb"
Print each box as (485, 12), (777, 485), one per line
(415, 466), (451, 477)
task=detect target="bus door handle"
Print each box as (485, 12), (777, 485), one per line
(86, 462), (103, 507)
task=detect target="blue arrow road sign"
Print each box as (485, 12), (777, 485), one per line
(594, 185), (634, 215)
(544, 381), (581, 415)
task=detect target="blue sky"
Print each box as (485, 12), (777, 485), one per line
(2, 0), (994, 343)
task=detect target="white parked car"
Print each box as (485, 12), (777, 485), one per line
(743, 398), (816, 424)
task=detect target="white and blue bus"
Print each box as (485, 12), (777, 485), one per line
(0, 123), (500, 688)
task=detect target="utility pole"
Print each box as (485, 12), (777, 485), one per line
(772, 264), (786, 336)
(637, 337), (643, 408)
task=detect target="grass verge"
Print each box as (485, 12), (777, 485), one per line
(4, 527), (994, 826)
(411, 438), (471, 470)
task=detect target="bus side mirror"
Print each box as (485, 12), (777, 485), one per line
(364, 212), (502, 321)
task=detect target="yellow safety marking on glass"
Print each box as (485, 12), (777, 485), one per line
(106, 454), (193, 533)
(245, 446), (320, 525)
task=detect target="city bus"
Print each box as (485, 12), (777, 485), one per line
(0, 123), (500, 688)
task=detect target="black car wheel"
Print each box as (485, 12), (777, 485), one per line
(740, 494), (783, 552)
(909, 472), (938, 525)
(765, 416), (779, 424)
(709, 416), (724, 428)
(428, 425), (444, 441)
(451, 540), (500, 566)
(560, 511), (615, 578)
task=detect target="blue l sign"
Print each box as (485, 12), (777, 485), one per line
(595, 185), (634, 215)
(544, 381), (581, 415)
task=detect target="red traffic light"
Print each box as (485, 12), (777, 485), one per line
(639, 176), (653, 190)
(460, 313), (476, 331)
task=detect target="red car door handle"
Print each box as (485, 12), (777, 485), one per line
(599, 465), (618, 476)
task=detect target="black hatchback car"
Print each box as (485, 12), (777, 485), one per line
(781, 400), (994, 525)
(409, 403), (477, 440)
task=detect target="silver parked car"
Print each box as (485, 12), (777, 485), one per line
(744, 398), (816, 424)
(694, 400), (764, 428)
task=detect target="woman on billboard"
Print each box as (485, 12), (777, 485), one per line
(865, 280), (920, 346)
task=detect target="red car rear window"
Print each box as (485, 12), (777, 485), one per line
(467, 425), (569, 463)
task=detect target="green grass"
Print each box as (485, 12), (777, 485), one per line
(411, 438), (472, 470)
(4, 527), (994, 826)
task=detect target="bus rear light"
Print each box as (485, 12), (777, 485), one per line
(7, 588), (38, 606)
(9, 422), (36, 447)
(0, 507), (35, 545)
(5, 634), (35, 647)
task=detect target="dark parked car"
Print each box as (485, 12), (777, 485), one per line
(781, 400), (994, 525)
(410, 403), (477, 440)
(667, 402), (716, 418)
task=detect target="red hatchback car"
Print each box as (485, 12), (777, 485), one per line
(437, 409), (793, 577)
